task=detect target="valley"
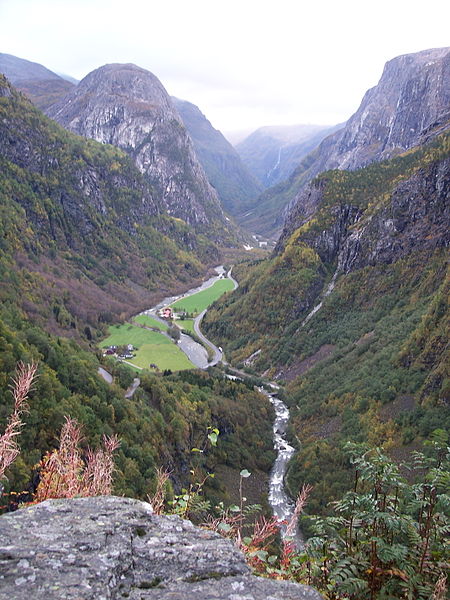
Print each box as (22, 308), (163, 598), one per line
(0, 44), (449, 600)
(99, 265), (236, 373)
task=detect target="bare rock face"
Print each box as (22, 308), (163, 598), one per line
(277, 144), (450, 275)
(337, 157), (450, 272)
(283, 47), (450, 216)
(329, 47), (450, 169)
(46, 64), (234, 242)
(0, 496), (323, 600)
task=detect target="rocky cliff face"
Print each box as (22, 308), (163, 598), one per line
(278, 136), (450, 274)
(0, 75), (156, 242)
(316, 47), (450, 170)
(337, 157), (450, 273)
(46, 64), (236, 244)
(0, 496), (323, 600)
(269, 47), (450, 224)
(172, 97), (263, 218)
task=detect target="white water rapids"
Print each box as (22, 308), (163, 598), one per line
(260, 387), (304, 549)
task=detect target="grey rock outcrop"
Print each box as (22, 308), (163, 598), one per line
(277, 144), (450, 275)
(46, 64), (236, 243)
(271, 47), (450, 227)
(336, 157), (450, 272)
(319, 47), (450, 172)
(0, 496), (323, 600)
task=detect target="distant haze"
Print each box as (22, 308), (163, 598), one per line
(0, 0), (449, 135)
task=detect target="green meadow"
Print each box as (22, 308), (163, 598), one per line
(133, 314), (168, 330)
(171, 279), (234, 315)
(100, 323), (194, 371)
(178, 319), (195, 333)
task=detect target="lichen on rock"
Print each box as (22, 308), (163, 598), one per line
(0, 496), (323, 599)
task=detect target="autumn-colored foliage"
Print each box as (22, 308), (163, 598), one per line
(34, 417), (120, 502)
(0, 362), (37, 488)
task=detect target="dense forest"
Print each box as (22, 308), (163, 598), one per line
(0, 304), (275, 506)
(0, 76), (276, 512)
(204, 132), (449, 520)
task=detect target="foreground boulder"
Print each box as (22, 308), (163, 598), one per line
(0, 496), (323, 599)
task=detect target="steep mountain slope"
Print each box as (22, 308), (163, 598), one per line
(172, 97), (263, 217)
(236, 124), (336, 187)
(46, 64), (238, 244)
(205, 131), (449, 373)
(262, 47), (450, 226)
(204, 131), (450, 508)
(0, 52), (75, 110)
(0, 76), (275, 511)
(0, 75), (219, 337)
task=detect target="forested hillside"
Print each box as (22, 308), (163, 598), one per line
(0, 77), (275, 507)
(0, 312), (274, 505)
(204, 131), (450, 513)
(0, 76), (224, 338)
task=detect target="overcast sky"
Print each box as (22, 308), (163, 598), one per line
(1, 0), (449, 139)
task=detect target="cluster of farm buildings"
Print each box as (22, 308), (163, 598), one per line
(103, 344), (135, 359)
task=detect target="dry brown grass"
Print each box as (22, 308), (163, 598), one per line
(34, 417), (120, 502)
(0, 362), (38, 486)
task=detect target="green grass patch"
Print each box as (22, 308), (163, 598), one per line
(171, 279), (234, 315)
(100, 323), (194, 371)
(178, 319), (195, 333)
(133, 314), (168, 331)
(129, 342), (194, 371)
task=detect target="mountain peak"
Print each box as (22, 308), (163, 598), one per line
(46, 63), (237, 242)
(52, 62), (175, 120)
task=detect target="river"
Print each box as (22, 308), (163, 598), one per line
(141, 266), (301, 542)
(100, 265), (300, 540)
(139, 265), (226, 369)
(260, 386), (304, 549)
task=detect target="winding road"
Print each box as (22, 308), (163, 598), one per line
(192, 267), (238, 366)
(141, 265), (238, 369)
(98, 265), (300, 544)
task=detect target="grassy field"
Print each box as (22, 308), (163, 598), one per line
(100, 323), (194, 371)
(171, 279), (234, 315)
(133, 314), (168, 330)
(178, 319), (195, 333)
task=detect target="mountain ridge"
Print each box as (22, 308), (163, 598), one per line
(172, 96), (263, 219)
(254, 46), (450, 237)
(0, 52), (75, 110)
(45, 63), (239, 245)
